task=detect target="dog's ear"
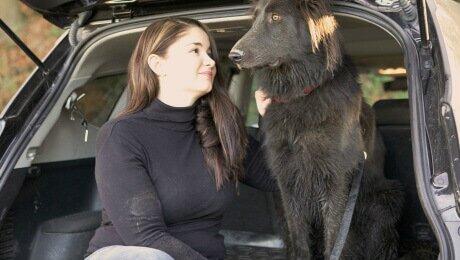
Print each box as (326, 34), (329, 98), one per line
(297, 0), (342, 72)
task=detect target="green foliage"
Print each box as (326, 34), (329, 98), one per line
(0, 3), (64, 114)
(244, 71), (409, 126)
(245, 76), (261, 127)
(49, 27), (63, 38)
(359, 72), (408, 105)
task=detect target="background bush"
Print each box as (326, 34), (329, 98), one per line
(0, 1), (64, 113)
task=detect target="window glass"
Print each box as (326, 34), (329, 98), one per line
(245, 76), (261, 128)
(73, 74), (126, 127)
(243, 70), (408, 127)
(0, 2), (64, 113)
(360, 70), (408, 106)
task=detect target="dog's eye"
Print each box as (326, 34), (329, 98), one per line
(271, 13), (281, 22)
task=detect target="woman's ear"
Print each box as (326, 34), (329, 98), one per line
(147, 54), (166, 77)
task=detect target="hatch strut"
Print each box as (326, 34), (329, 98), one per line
(414, 0), (433, 95)
(416, 0), (430, 48)
(0, 19), (48, 75)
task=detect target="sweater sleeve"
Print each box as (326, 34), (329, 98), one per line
(95, 122), (207, 260)
(240, 133), (279, 192)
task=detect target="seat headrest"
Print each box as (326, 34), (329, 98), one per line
(372, 99), (410, 126)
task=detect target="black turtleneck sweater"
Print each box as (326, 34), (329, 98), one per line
(86, 99), (278, 260)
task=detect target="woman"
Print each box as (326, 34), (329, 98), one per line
(85, 17), (276, 260)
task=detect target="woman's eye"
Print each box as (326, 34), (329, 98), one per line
(271, 13), (281, 21)
(191, 48), (199, 54)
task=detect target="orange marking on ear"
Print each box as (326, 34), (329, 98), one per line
(308, 15), (338, 53)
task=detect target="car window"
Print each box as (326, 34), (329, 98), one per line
(243, 69), (408, 127)
(72, 74), (126, 127)
(360, 70), (408, 105)
(245, 76), (261, 128)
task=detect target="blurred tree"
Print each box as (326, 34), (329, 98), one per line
(360, 71), (408, 105)
(0, 0), (64, 113)
(0, 0), (23, 35)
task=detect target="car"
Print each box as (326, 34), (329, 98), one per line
(0, 0), (459, 259)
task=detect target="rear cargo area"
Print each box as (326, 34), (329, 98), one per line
(1, 12), (439, 260)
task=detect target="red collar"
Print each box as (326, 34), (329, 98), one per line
(271, 85), (319, 104)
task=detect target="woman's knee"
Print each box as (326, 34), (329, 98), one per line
(85, 245), (174, 260)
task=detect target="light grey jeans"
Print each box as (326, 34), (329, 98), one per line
(85, 245), (174, 260)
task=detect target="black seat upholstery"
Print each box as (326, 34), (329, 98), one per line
(30, 211), (101, 260)
(29, 185), (284, 260)
(373, 99), (412, 182)
(373, 99), (410, 126)
(373, 99), (437, 256)
(31, 99), (439, 259)
(28, 127), (285, 260)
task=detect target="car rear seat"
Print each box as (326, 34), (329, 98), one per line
(30, 211), (102, 260)
(31, 99), (432, 259)
(29, 127), (286, 260)
(30, 186), (286, 260)
(372, 99), (437, 256)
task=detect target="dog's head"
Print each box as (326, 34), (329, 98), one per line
(229, 0), (342, 72)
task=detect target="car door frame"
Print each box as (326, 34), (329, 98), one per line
(0, 2), (454, 258)
(0, 31), (71, 223)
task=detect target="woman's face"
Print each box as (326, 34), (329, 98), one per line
(155, 26), (217, 99)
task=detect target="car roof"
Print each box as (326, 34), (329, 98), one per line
(20, 0), (247, 28)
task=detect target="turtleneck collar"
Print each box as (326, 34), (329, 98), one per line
(142, 98), (197, 132)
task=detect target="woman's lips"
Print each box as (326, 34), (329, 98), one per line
(199, 71), (213, 79)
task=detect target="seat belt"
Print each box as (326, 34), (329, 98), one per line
(330, 151), (367, 260)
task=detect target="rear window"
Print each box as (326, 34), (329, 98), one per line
(71, 74), (126, 127)
(360, 70), (408, 106)
(243, 69), (408, 127)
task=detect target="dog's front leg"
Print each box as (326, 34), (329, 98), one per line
(321, 175), (350, 259)
(279, 184), (313, 260)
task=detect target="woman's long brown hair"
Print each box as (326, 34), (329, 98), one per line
(120, 17), (248, 190)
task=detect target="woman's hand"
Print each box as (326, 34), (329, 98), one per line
(255, 89), (272, 117)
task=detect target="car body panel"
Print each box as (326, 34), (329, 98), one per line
(1, 0), (458, 259)
(0, 32), (71, 230)
(427, 0), (460, 134)
(20, 0), (247, 28)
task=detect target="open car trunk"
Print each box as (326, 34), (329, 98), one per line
(0, 4), (440, 260)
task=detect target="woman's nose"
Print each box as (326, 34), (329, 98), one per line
(204, 54), (215, 67)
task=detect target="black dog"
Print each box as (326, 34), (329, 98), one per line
(229, 0), (404, 259)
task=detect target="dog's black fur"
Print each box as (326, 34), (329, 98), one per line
(229, 0), (404, 259)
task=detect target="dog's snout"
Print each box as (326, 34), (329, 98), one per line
(228, 50), (244, 63)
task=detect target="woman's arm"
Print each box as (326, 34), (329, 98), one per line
(95, 122), (207, 260)
(239, 89), (279, 192)
(240, 135), (279, 192)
